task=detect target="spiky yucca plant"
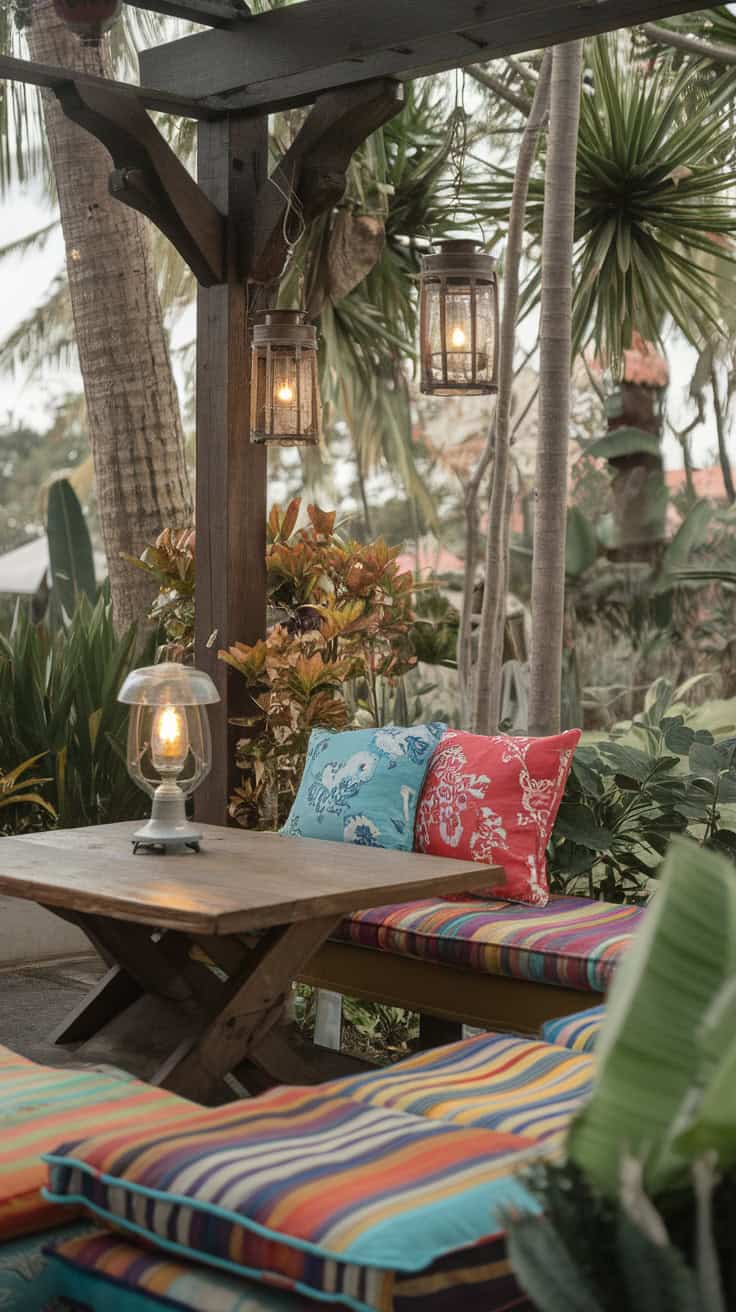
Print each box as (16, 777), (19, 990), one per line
(475, 34), (736, 363)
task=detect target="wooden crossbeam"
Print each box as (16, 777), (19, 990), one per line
(124, 0), (249, 28)
(56, 80), (226, 284)
(139, 0), (706, 114)
(0, 52), (216, 120)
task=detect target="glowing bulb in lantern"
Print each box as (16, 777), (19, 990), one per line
(151, 704), (189, 771)
(450, 326), (467, 349)
(276, 382), (294, 404)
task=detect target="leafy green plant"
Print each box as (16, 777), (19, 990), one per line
(550, 676), (736, 899)
(0, 754), (55, 830)
(0, 594), (155, 829)
(46, 477), (97, 621)
(507, 840), (736, 1311)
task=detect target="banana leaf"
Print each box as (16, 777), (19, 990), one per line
(568, 840), (736, 1197)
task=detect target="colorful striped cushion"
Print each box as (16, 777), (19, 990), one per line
(0, 1043), (195, 1241)
(46, 1229), (534, 1312)
(43, 1084), (542, 1312)
(319, 1032), (595, 1145)
(335, 894), (646, 992)
(542, 1006), (606, 1053)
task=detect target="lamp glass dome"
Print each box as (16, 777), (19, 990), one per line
(118, 664), (220, 853)
(419, 239), (499, 397)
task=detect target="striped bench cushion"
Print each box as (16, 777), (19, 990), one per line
(335, 895), (646, 992)
(46, 1229), (534, 1312)
(0, 1043), (195, 1241)
(43, 1084), (542, 1312)
(319, 1032), (595, 1146)
(542, 1006), (606, 1053)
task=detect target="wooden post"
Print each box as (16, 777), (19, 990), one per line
(195, 113), (268, 825)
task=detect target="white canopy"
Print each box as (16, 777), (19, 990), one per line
(0, 536), (107, 596)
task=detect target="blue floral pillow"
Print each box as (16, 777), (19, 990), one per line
(282, 724), (446, 851)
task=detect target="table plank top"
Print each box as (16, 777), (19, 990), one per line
(0, 823), (502, 936)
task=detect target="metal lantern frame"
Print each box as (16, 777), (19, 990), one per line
(249, 309), (321, 446)
(419, 238), (500, 397)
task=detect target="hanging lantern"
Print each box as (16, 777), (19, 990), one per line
(53, 0), (122, 44)
(419, 239), (499, 396)
(250, 310), (321, 446)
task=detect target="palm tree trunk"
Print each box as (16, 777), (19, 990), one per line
(473, 50), (552, 734)
(528, 41), (582, 737)
(457, 427), (493, 726)
(29, 0), (193, 633)
(711, 367), (735, 505)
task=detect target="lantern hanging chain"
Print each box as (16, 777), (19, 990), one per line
(448, 68), (469, 233)
(267, 163), (307, 281)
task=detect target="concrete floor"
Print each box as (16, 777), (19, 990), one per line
(0, 955), (105, 1064)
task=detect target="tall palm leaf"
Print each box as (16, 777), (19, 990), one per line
(475, 33), (736, 363)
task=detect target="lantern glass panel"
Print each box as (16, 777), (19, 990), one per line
(250, 310), (321, 445)
(251, 346), (319, 443)
(423, 278), (496, 395)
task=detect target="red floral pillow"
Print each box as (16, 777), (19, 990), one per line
(415, 728), (581, 907)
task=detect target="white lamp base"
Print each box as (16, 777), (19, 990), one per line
(132, 780), (202, 855)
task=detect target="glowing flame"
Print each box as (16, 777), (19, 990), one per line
(151, 703), (189, 768)
(276, 382), (294, 404)
(450, 326), (466, 349)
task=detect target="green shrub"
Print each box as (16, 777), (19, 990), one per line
(0, 595), (155, 830)
(551, 677), (736, 900)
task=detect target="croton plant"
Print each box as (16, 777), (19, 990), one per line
(221, 500), (418, 827)
(133, 501), (419, 828)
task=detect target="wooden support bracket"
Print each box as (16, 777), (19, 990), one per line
(54, 80), (227, 286)
(249, 76), (403, 285)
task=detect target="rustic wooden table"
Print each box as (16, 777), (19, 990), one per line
(0, 823), (501, 1103)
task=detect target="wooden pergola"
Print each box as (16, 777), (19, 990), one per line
(0, 0), (703, 823)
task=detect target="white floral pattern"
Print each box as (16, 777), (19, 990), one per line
(415, 728), (580, 906)
(283, 722), (446, 851)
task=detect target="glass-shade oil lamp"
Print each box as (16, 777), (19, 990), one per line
(250, 310), (320, 445)
(52, 0), (122, 45)
(118, 663), (219, 854)
(419, 239), (499, 396)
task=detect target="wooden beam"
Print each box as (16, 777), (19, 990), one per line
(194, 113), (268, 825)
(54, 80), (226, 285)
(125, 0), (249, 27)
(140, 0), (707, 114)
(0, 51), (216, 119)
(251, 77), (403, 285)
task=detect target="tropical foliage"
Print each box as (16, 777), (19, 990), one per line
(509, 839), (736, 1310)
(0, 754), (55, 832)
(550, 676), (736, 900)
(0, 594), (155, 828)
(479, 33), (736, 362)
(220, 499), (418, 827)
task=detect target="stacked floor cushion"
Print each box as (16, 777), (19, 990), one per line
(0, 1044), (196, 1242)
(42, 1077), (542, 1312)
(335, 895), (645, 992)
(318, 1031), (595, 1146)
(542, 1005), (605, 1053)
(46, 1227), (530, 1312)
(0, 1041), (203, 1312)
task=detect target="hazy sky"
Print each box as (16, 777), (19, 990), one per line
(0, 184), (727, 474)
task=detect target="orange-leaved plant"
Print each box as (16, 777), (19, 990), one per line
(220, 499), (417, 828)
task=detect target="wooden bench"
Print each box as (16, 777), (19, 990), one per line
(301, 892), (646, 1042)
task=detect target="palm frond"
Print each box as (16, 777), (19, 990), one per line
(0, 273), (76, 377)
(477, 32), (736, 362)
